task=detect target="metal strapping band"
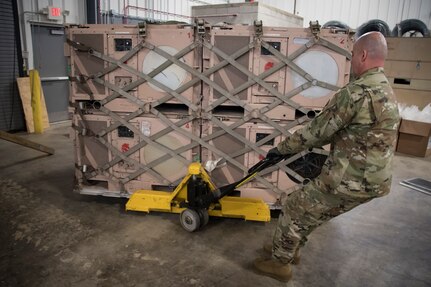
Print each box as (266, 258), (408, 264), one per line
(317, 37), (352, 60)
(203, 41), (311, 115)
(90, 50), (198, 111)
(147, 41), (302, 137)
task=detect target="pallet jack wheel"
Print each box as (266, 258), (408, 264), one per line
(198, 209), (209, 227)
(180, 209), (201, 232)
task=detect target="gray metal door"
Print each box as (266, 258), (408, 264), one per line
(31, 24), (69, 122)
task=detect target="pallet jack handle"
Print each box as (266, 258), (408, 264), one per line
(212, 154), (290, 201)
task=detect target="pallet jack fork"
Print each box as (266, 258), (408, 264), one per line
(126, 156), (286, 232)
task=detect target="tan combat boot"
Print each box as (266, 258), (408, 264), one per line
(253, 258), (292, 282)
(263, 243), (301, 265)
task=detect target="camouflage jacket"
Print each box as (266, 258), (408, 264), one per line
(278, 67), (400, 197)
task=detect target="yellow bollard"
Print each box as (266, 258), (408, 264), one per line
(29, 70), (44, 133)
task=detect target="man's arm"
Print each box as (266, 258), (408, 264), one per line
(277, 87), (358, 154)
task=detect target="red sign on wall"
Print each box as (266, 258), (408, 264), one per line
(47, 6), (62, 20)
(50, 7), (61, 17)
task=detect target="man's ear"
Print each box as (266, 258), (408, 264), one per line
(361, 50), (367, 62)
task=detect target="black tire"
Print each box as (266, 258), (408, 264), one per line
(392, 19), (430, 37)
(180, 209), (201, 232)
(198, 209), (209, 227)
(322, 20), (350, 30)
(356, 19), (391, 37)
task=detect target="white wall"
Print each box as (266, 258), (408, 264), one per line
(227, 0), (296, 14)
(82, 0), (431, 29)
(103, 0), (229, 22)
(19, 0), (86, 25)
(17, 0), (86, 71)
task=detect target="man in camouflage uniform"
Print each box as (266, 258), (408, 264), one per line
(253, 31), (400, 282)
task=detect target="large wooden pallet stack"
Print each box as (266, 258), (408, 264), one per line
(66, 21), (353, 207)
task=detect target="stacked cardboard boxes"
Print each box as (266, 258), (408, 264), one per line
(386, 38), (431, 110)
(385, 38), (431, 157)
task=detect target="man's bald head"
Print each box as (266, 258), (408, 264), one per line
(351, 32), (387, 77)
(355, 32), (388, 60)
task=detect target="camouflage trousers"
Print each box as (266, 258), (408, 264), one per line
(272, 181), (373, 264)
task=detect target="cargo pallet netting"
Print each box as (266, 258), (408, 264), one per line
(66, 20), (353, 207)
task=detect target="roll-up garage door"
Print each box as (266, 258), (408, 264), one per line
(0, 0), (25, 131)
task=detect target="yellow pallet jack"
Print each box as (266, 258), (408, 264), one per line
(126, 155), (287, 232)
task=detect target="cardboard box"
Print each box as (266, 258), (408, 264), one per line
(393, 88), (431, 110)
(396, 119), (431, 157)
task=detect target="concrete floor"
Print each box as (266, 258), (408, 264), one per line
(0, 122), (430, 287)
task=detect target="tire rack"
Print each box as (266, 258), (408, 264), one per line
(66, 21), (353, 206)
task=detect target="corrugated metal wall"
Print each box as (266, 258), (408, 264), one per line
(104, 0), (229, 22)
(293, 0), (431, 30)
(103, 0), (430, 29)
(0, 0), (25, 131)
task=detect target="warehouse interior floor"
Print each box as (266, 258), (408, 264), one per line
(0, 122), (430, 287)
